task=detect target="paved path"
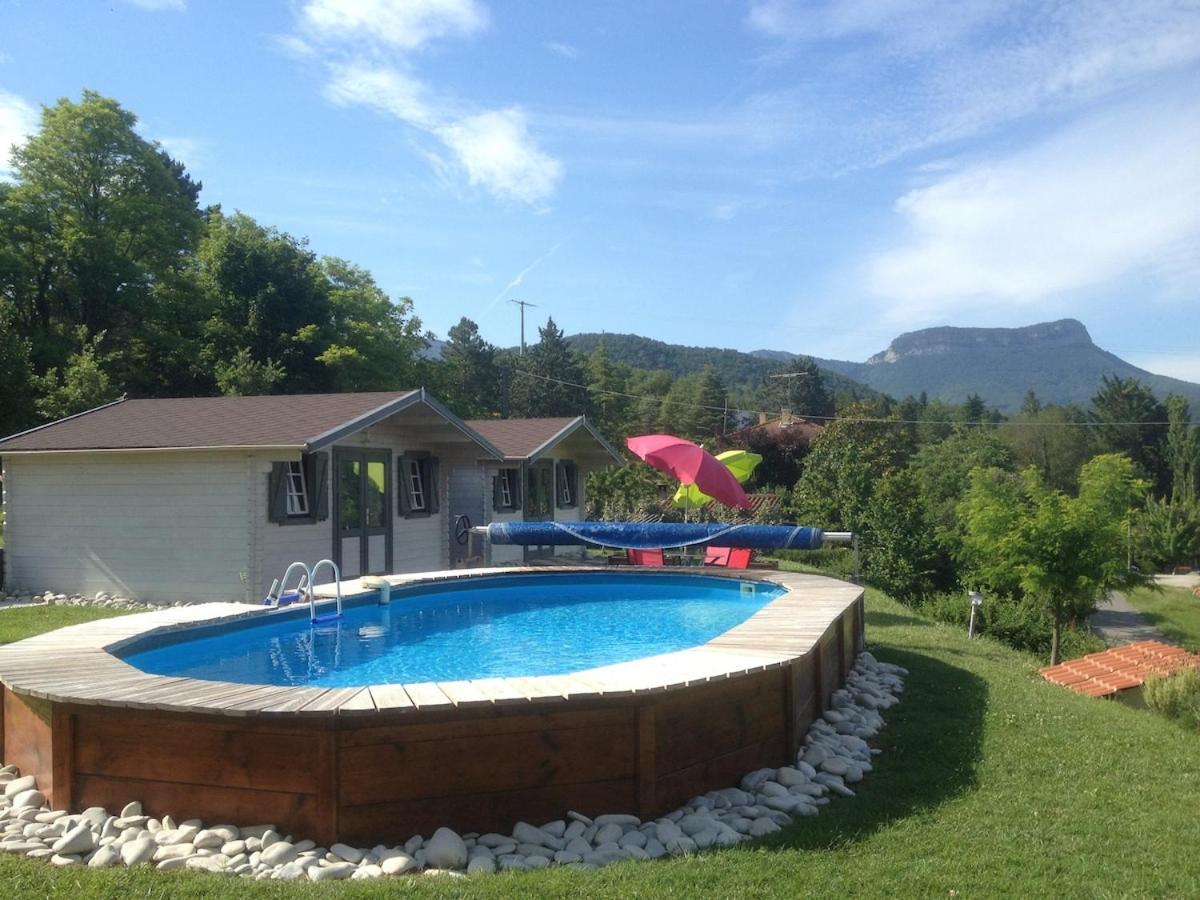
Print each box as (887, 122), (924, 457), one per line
(1090, 590), (1171, 646)
(1155, 573), (1200, 590)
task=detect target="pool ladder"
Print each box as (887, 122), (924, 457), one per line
(264, 559), (344, 624)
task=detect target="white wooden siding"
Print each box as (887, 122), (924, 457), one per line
(3, 452), (252, 603)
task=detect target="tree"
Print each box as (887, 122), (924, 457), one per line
(627, 369), (674, 435)
(959, 454), (1148, 664)
(1001, 402), (1094, 492)
(690, 366), (727, 439)
(0, 300), (35, 435)
(438, 317), (501, 418)
(586, 341), (633, 440)
(1133, 495), (1200, 572)
(1165, 395), (1200, 503)
(214, 348), (285, 396)
(31, 327), (119, 420)
(863, 468), (940, 604)
(316, 257), (424, 392)
(2, 91), (203, 392)
(509, 317), (591, 417)
(1090, 375), (1168, 490)
(761, 356), (833, 420)
(198, 211), (332, 394)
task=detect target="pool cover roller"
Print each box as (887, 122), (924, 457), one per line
(486, 521), (823, 551)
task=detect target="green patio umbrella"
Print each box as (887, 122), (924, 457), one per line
(672, 449), (762, 510)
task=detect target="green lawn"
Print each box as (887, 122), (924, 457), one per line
(1125, 585), (1200, 652)
(0, 604), (133, 644)
(1, 591), (1198, 897)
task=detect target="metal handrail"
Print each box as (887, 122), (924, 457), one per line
(308, 559), (343, 623)
(268, 561), (312, 607)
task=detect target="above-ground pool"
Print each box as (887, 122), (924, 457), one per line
(119, 573), (784, 686)
(0, 568), (864, 845)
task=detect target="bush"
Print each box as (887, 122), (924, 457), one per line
(1144, 668), (1200, 729)
(916, 592), (1106, 659)
(770, 547), (858, 581)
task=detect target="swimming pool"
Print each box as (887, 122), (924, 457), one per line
(119, 573), (783, 686)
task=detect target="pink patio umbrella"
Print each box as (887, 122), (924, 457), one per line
(626, 434), (751, 513)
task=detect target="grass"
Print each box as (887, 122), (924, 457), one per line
(1, 591), (1199, 897)
(1125, 585), (1200, 652)
(0, 604), (133, 644)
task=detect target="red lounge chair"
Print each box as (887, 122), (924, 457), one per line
(626, 548), (665, 566)
(705, 546), (753, 569)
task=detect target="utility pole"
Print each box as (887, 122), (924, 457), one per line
(510, 299), (537, 355)
(767, 371), (813, 417)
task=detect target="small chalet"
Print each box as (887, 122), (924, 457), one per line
(0, 391), (503, 603)
(449, 417), (622, 564)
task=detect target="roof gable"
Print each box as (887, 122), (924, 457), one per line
(465, 417), (621, 462)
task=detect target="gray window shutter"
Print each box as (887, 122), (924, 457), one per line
(267, 463), (288, 524)
(428, 458), (440, 513)
(555, 461), (567, 509)
(492, 474), (502, 511)
(396, 456), (411, 516)
(310, 452), (330, 522)
(512, 469), (523, 510)
(565, 462), (578, 508)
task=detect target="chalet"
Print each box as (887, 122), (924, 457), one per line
(449, 417), (622, 564)
(0, 391), (504, 603)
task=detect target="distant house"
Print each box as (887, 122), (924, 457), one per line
(448, 417), (622, 565)
(0, 391), (503, 603)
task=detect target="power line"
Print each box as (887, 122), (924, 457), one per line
(511, 368), (1176, 428)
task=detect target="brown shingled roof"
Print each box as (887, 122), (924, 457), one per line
(1040, 640), (1200, 698)
(466, 417), (603, 459)
(0, 391), (484, 453)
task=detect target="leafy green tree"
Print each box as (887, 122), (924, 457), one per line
(787, 405), (915, 533)
(509, 317), (591, 417)
(0, 300), (35, 435)
(1090, 375), (1168, 490)
(585, 463), (664, 520)
(1133, 496), (1200, 571)
(863, 468), (940, 603)
(31, 327), (119, 420)
(198, 211), (332, 394)
(1001, 402), (1093, 492)
(316, 257), (424, 392)
(1165, 395), (1199, 503)
(586, 341), (633, 440)
(2, 91), (203, 392)
(690, 366), (728, 439)
(437, 317), (501, 418)
(959, 453), (1148, 664)
(627, 368), (674, 435)
(761, 356), (834, 420)
(214, 348), (286, 396)
(656, 372), (700, 437)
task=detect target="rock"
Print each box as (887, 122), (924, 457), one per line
(329, 842), (363, 863)
(593, 823), (623, 845)
(404, 835), (423, 855)
(424, 827), (467, 870)
(563, 820), (586, 840)
(4, 775), (36, 798)
(353, 864), (383, 879)
(309, 862), (356, 881)
(541, 819), (567, 838)
(776, 766), (808, 787)
(121, 836), (157, 866)
(566, 810), (593, 826)
(467, 854), (497, 874)
(186, 856), (228, 873)
(50, 853), (80, 866)
(52, 824), (95, 856)
(11, 789), (45, 810)
(739, 768), (775, 792)
(192, 830), (226, 850)
(512, 821), (558, 848)
(564, 837), (592, 856)
(821, 757), (850, 776)
(593, 813), (640, 828)
(386, 854), (424, 873)
(260, 840), (298, 866)
(748, 817), (780, 837)
(476, 832), (512, 849)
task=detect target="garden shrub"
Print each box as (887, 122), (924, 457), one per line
(1143, 668), (1200, 730)
(915, 592), (1105, 659)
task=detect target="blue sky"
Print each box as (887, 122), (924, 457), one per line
(2, 0), (1199, 378)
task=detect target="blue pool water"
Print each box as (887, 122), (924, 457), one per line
(120, 573), (782, 687)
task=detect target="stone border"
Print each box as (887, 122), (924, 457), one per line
(0, 567), (863, 718)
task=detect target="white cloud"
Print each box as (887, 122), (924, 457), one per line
(545, 42), (578, 60)
(300, 0), (487, 51)
(292, 2), (561, 205)
(864, 93), (1200, 316)
(0, 89), (38, 178)
(156, 135), (206, 167)
(434, 108), (562, 205)
(746, 1), (1200, 167)
(122, 0), (186, 10)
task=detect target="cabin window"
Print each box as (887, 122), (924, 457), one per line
(555, 460), (579, 509)
(285, 462), (309, 516)
(268, 452), (329, 526)
(493, 468), (522, 511)
(398, 453), (440, 518)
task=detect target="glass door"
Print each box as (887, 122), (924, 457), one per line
(334, 448), (392, 578)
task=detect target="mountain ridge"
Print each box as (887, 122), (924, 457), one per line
(573, 319), (1200, 412)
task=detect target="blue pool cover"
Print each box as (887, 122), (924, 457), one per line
(487, 520), (823, 550)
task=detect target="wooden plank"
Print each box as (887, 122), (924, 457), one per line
(336, 689), (377, 715)
(340, 706), (630, 749)
(636, 704), (656, 819)
(338, 714), (636, 806)
(51, 707), (74, 812)
(367, 684), (414, 713)
(72, 712), (320, 794)
(2, 689), (54, 801)
(402, 682), (455, 711)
